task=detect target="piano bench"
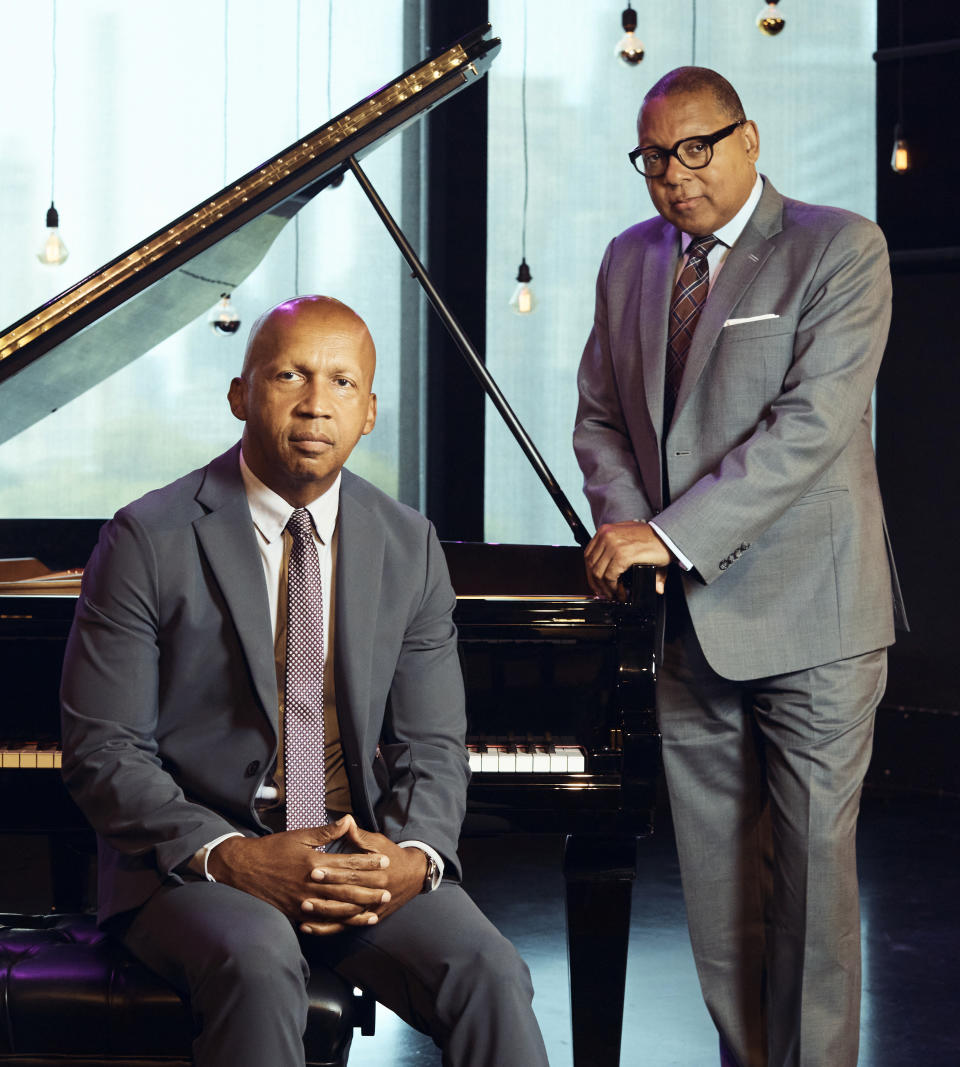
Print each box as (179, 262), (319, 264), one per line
(0, 912), (375, 1066)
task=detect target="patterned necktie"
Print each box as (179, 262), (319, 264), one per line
(664, 234), (719, 429)
(283, 508), (327, 833)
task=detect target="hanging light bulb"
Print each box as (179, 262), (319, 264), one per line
(890, 123), (910, 173)
(890, 3), (910, 174)
(36, 202), (69, 265)
(209, 293), (241, 334)
(615, 3), (645, 65)
(756, 1), (785, 35)
(509, 260), (536, 315)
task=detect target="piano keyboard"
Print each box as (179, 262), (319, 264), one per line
(1, 743), (62, 768)
(1, 741), (587, 774)
(466, 739), (586, 774)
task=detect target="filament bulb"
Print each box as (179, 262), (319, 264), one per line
(209, 293), (241, 335)
(756, 2), (786, 35)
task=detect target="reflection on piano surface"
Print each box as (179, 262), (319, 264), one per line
(0, 26), (659, 1067)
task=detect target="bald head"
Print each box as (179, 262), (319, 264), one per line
(241, 295), (376, 385)
(228, 295), (378, 506)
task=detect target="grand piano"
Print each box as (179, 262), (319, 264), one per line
(0, 26), (660, 1067)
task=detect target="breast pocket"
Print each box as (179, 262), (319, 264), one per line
(714, 315), (798, 399)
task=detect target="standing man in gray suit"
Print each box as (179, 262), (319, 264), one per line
(61, 296), (549, 1067)
(574, 68), (905, 1066)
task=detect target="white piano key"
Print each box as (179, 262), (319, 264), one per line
(549, 750), (568, 772)
(497, 750), (517, 772)
(480, 750), (499, 772)
(515, 752), (533, 772)
(468, 751), (482, 772)
(565, 747), (586, 773)
(532, 750), (550, 773)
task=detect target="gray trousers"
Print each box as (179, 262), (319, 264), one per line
(659, 597), (886, 1067)
(115, 878), (549, 1067)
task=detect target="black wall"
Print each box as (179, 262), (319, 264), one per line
(874, 3), (960, 717)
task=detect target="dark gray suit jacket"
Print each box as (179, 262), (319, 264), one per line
(574, 178), (906, 681)
(60, 445), (469, 923)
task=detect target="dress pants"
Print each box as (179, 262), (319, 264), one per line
(115, 877), (549, 1067)
(658, 585), (886, 1067)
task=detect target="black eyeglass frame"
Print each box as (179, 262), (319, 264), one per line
(628, 119), (746, 177)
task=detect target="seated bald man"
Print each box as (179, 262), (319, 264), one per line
(61, 296), (549, 1067)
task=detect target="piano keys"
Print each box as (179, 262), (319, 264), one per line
(1, 743), (61, 769)
(467, 739), (587, 774)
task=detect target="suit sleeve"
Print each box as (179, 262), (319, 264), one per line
(60, 512), (243, 878)
(654, 218), (892, 583)
(574, 239), (656, 527)
(374, 523), (470, 876)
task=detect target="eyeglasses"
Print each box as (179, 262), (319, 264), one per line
(628, 119), (746, 178)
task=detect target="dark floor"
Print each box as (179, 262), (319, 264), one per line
(3, 790), (958, 1066)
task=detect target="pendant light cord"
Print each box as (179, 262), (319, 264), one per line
(326, 0), (333, 120)
(896, 0), (904, 128)
(520, 0), (529, 262)
(294, 0), (303, 293)
(50, 0), (58, 203)
(222, 0), (229, 187)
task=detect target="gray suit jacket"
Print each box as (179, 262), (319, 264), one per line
(574, 178), (906, 681)
(60, 445), (469, 923)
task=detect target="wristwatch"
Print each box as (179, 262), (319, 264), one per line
(420, 850), (440, 893)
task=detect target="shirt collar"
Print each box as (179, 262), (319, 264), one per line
(680, 172), (764, 255)
(239, 449), (340, 545)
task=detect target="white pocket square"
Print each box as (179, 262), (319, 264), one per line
(723, 314), (780, 327)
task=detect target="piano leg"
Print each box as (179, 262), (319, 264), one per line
(563, 833), (639, 1067)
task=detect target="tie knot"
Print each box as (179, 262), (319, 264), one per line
(687, 234), (719, 262)
(286, 508), (314, 543)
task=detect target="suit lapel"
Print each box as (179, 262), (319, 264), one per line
(671, 179), (784, 427)
(637, 223), (680, 437)
(193, 445), (279, 733)
(333, 473), (385, 773)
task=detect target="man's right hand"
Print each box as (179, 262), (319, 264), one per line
(204, 820), (390, 933)
(584, 521), (672, 600)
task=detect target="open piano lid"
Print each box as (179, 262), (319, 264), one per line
(0, 25), (500, 447)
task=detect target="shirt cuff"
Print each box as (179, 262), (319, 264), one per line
(398, 840), (444, 890)
(648, 520), (693, 572)
(196, 831), (244, 882)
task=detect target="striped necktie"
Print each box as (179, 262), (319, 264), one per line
(664, 234), (719, 429)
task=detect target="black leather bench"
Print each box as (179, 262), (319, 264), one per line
(0, 913), (374, 1066)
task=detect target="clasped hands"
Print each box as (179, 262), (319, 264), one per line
(207, 814), (427, 936)
(584, 520), (672, 600)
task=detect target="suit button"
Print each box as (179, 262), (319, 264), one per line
(244, 760), (260, 778)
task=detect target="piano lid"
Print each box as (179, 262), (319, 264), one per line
(0, 25), (500, 447)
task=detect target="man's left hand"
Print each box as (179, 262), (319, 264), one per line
(584, 521), (672, 600)
(299, 816), (428, 935)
